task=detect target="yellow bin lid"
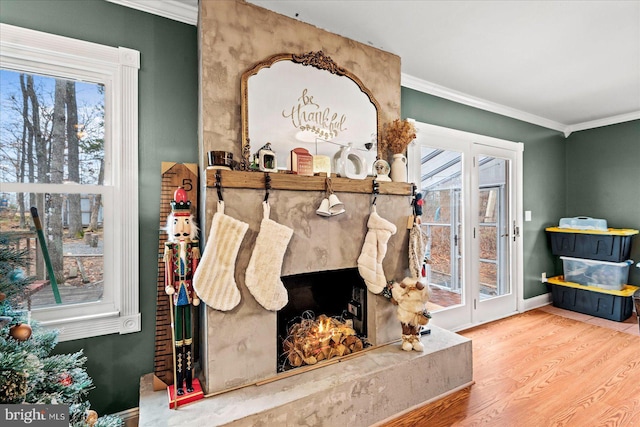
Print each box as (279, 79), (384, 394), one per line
(545, 227), (639, 236)
(547, 276), (639, 297)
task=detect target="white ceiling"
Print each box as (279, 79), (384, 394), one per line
(111, 0), (640, 136)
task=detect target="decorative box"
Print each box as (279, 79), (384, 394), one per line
(290, 148), (314, 176)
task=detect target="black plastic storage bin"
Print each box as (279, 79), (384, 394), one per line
(548, 277), (636, 322)
(546, 227), (638, 262)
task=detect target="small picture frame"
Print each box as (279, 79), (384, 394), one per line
(373, 159), (391, 181)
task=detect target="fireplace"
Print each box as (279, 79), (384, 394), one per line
(278, 268), (368, 371)
(132, 3), (472, 425)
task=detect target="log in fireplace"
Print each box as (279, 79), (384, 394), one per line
(278, 268), (368, 371)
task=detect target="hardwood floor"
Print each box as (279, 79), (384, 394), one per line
(381, 307), (640, 427)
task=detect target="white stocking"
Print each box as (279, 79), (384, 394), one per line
(357, 207), (397, 294)
(193, 201), (248, 311)
(245, 202), (294, 311)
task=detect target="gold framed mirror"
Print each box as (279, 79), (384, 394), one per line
(241, 51), (381, 174)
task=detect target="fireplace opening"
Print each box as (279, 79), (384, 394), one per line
(277, 268), (368, 372)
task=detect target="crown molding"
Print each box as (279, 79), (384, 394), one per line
(105, 0), (198, 25)
(401, 73), (568, 135)
(402, 73), (640, 138)
(564, 111), (640, 137)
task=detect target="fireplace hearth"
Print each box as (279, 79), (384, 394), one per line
(139, 324), (473, 427)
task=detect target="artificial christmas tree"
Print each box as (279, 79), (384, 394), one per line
(0, 233), (122, 427)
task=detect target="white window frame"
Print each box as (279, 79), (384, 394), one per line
(0, 23), (140, 341)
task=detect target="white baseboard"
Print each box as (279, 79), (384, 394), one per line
(523, 292), (551, 311)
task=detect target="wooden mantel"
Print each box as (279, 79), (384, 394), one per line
(205, 169), (413, 195)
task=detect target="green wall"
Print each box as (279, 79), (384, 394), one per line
(0, 0), (198, 415)
(401, 87), (567, 299)
(565, 120), (640, 284)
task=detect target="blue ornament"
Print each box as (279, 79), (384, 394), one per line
(9, 268), (25, 283)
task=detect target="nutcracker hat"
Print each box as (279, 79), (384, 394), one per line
(171, 187), (192, 217)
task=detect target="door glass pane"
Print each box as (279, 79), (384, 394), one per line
(477, 156), (509, 300)
(418, 146), (464, 312)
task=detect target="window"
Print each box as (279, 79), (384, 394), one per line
(0, 24), (140, 341)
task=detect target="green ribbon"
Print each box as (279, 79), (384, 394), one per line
(30, 207), (61, 304)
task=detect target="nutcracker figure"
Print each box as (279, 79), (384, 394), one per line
(164, 187), (200, 395)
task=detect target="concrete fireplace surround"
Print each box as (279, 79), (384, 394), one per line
(138, 1), (473, 425)
(202, 189), (416, 393)
(198, 0), (412, 395)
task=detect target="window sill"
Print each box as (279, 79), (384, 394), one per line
(36, 310), (140, 342)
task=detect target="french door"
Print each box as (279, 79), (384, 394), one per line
(408, 122), (523, 331)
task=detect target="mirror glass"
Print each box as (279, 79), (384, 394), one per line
(242, 52), (380, 175)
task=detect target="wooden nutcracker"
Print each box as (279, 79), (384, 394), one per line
(164, 187), (200, 396)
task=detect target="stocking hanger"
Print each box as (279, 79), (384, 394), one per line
(411, 183), (423, 221)
(372, 179), (380, 205)
(263, 173), (271, 202)
(215, 170), (223, 202)
(324, 177), (335, 196)
(411, 183), (417, 215)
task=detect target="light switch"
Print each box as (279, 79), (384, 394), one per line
(525, 211), (532, 222)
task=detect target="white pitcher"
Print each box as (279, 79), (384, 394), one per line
(390, 153), (407, 182)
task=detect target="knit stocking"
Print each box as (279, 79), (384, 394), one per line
(245, 202), (294, 311)
(408, 221), (428, 279)
(357, 207), (397, 294)
(193, 201), (249, 311)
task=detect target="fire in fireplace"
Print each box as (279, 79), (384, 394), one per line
(282, 313), (365, 368)
(278, 268), (368, 371)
